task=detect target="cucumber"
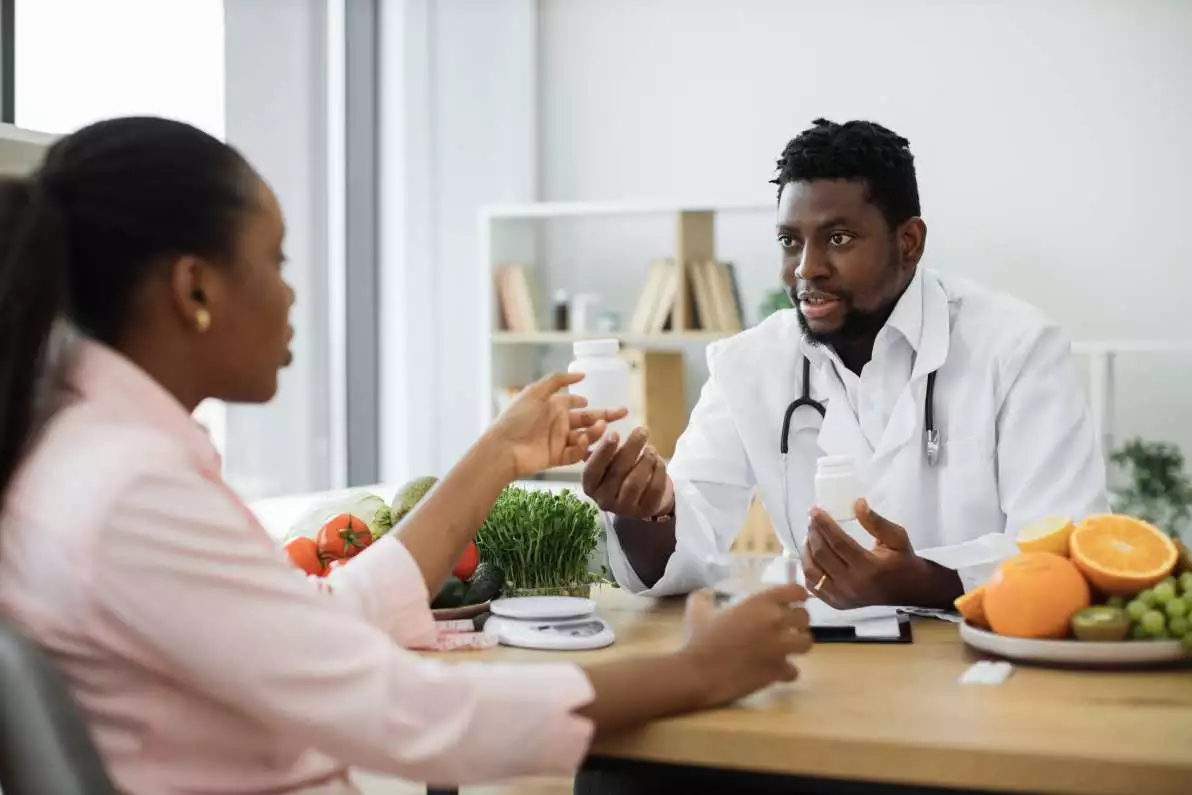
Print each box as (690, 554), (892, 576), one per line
(431, 576), (468, 609)
(464, 562), (504, 604)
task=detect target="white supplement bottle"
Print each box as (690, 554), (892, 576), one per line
(567, 339), (632, 441)
(814, 455), (874, 550)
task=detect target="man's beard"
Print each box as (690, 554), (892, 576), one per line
(791, 287), (898, 348)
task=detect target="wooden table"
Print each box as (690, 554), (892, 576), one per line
(430, 587), (1192, 795)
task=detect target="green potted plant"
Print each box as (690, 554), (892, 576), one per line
(475, 486), (602, 597)
(1109, 437), (1192, 541)
(756, 287), (793, 323)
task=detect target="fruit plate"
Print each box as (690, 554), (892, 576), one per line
(960, 622), (1190, 667)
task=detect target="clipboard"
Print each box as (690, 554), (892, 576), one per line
(811, 613), (914, 644)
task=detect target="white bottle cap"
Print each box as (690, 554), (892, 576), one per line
(572, 338), (620, 357)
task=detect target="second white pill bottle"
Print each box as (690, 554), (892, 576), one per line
(814, 455), (874, 550)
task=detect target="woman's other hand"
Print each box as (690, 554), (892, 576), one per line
(681, 584), (812, 708)
(486, 371), (628, 478)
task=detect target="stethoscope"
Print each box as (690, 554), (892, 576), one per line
(777, 356), (939, 552)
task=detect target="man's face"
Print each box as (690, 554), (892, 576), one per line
(777, 179), (923, 346)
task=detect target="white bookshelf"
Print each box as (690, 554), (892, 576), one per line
(478, 199), (773, 438)
(0, 123), (57, 177)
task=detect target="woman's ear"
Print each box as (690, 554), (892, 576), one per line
(170, 255), (216, 332)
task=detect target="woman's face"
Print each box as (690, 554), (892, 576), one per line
(199, 178), (295, 403)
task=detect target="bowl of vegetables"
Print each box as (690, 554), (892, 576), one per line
(279, 481), (602, 623)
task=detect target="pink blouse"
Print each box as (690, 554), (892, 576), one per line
(0, 340), (595, 794)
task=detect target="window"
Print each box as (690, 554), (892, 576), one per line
(15, 0), (224, 137)
(14, 0), (229, 459)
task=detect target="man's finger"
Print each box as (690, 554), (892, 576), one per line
(600, 427), (649, 487)
(580, 432), (620, 493)
(806, 518), (849, 581)
(616, 453), (656, 509)
(567, 393), (589, 409)
(856, 499), (911, 551)
(640, 453), (670, 514)
(809, 508), (869, 566)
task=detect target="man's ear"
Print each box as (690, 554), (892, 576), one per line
(899, 217), (927, 269)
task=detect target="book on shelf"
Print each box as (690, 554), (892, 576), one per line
(627, 259), (743, 335)
(494, 264), (539, 332)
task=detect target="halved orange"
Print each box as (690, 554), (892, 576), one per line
(954, 586), (989, 629)
(1015, 516), (1076, 557)
(1069, 514), (1178, 596)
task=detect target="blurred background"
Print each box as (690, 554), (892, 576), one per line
(4, 0), (1191, 508)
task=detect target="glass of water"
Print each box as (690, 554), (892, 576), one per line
(707, 552), (801, 607)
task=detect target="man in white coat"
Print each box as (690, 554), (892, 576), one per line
(582, 119), (1109, 611)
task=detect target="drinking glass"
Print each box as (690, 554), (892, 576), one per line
(707, 552), (801, 607)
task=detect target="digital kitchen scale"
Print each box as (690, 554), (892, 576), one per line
(486, 596), (616, 651)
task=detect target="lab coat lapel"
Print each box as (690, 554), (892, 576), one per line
(813, 364), (875, 464)
(872, 271), (952, 465)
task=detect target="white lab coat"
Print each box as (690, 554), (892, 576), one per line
(605, 268), (1109, 596)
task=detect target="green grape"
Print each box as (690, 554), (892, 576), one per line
(1125, 599), (1149, 622)
(1141, 609), (1167, 636)
(1154, 581), (1178, 605)
(1168, 615), (1189, 638)
(1131, 624), (1150, 641)
(1137, 589), (1157, 608)
(1106, 595), (1126, 609)
(1180, 572), (1192, 595)
(1166, 597), (1189, 619)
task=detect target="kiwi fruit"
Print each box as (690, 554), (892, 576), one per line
(1071, 605), (1130, 642)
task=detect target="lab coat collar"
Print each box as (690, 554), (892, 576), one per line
(66, 338), (223, 476)
(912, 269), (951, 380)
(794, 268), (952, 467)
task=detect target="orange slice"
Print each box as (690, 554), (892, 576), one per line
(1069, 514), (1178, 596)
(954, 586), (989, 629)
(1015, 516), (1076, 556)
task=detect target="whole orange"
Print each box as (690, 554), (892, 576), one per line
(983, 552), (1091, 639)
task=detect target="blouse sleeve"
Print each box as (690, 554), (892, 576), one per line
(316, 534), (442, 649)
(84, 463), (595, 785)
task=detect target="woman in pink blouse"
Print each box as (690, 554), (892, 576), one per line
(0, 117), (811, 794)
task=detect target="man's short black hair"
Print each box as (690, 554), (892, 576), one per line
(771, 118), (921, 228)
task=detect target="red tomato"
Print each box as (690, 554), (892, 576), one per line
(284, 536), (326, 576)
(316, 513), (373, 561)
(452, 541), (480, 581)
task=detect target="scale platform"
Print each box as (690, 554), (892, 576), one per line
(486, 596), (616, 651)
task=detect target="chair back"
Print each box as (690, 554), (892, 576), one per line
(0, 619), (115, 795)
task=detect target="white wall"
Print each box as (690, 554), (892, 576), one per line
(224, 0), (333, 497)
(537, 0), (1192, 458)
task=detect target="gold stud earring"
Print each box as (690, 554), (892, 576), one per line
(195, 308), (212, 333)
